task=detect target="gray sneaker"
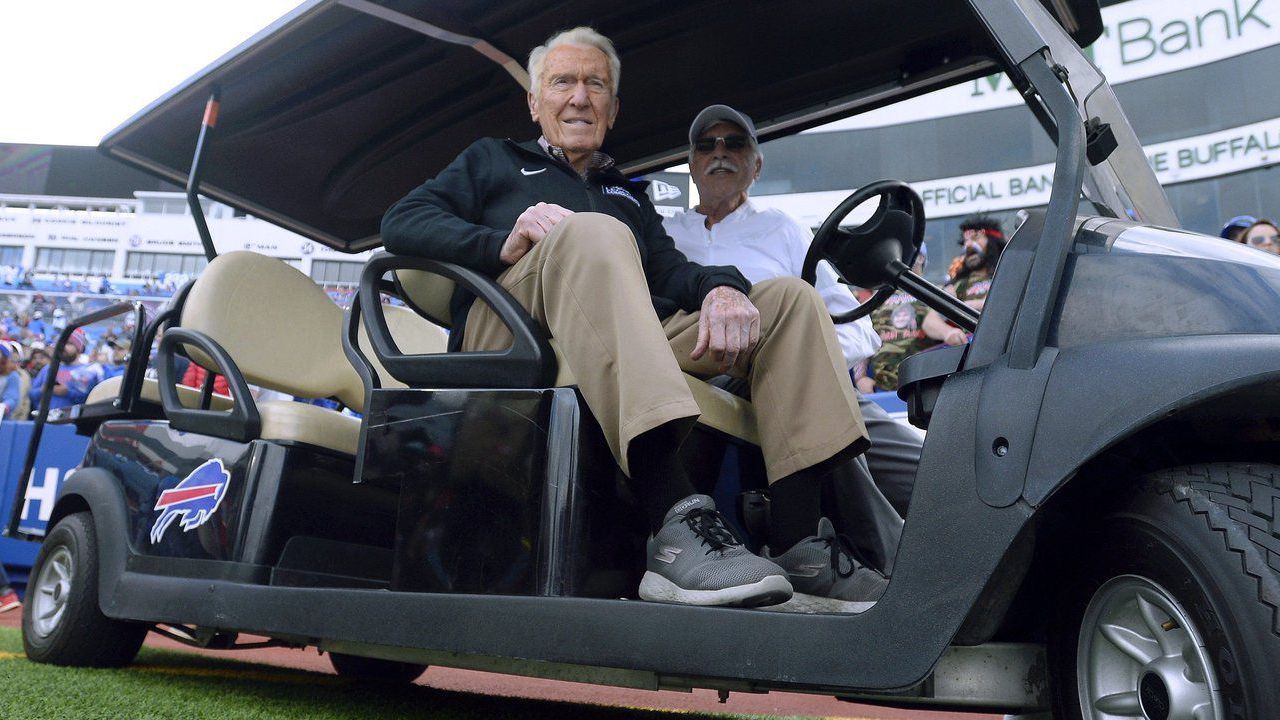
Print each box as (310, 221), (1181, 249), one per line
(764, 517), (888, 613)
(638, 495), (792, 607)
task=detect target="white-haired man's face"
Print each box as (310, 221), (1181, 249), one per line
(527, 44), (618, 162)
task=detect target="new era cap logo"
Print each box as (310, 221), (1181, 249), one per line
(648, 180), (682, 202)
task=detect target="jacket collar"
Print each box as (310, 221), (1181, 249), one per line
(508, 138), (622, 181)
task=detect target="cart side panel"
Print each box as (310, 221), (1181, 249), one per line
(86, 420), (255, 561)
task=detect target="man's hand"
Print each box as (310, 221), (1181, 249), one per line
(500, 203), (574, 265)
(692, 286), (760, 373)
(943, 328), (968, 346)
(52, 384), (68, 397)
(855, 376), (877, 394)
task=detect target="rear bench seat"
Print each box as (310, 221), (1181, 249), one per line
(92, 252), (447, 456)
(94, 251), (756, 456)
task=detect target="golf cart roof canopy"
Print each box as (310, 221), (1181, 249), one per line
(100, 0), (1102, 252)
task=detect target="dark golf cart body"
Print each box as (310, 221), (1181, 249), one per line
(12, 0), (1280, 717)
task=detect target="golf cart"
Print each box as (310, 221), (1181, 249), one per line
(10, 0), (1280, 717)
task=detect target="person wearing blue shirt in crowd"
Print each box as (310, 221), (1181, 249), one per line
(0, 345), (22, 419)
(27, 311), (47, 340)
(0, 341), (23, 607)
(100, 338), (129, 380)
(1, 312), (19, 338)
(29, 328), (101, 410)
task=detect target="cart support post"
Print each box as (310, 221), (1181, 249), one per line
(187, 88), (221, 262)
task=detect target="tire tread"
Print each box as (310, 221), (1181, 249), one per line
(1151, 463), (1280, 636)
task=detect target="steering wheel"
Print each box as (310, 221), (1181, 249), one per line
(801, 180), (926, 323)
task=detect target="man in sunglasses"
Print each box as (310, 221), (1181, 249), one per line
(666, 105), (921, 580)
(384, 28), (876, 610)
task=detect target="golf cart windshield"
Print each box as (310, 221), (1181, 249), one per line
(972, 0), (1177, 227)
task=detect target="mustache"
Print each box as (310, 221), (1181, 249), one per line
(704, 159), (739, 175)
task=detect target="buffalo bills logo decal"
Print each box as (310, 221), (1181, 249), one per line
(150, 459), (232, 544)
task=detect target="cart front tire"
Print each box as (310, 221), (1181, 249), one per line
(329, 651), (428, 683)
(1049, 463), (1280, 720)
(22, 511), (147, 667)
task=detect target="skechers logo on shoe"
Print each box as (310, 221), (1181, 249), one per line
(790, 563), (826, 578)
(655, 546), (683, 564)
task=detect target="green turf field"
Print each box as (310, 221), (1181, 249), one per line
(0, 628), (802, 720)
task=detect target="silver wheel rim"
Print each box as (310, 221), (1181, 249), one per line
(1076, 575), (1223, 720)
(30, 545), (73, 638)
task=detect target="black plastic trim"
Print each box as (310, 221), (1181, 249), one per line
(359, 253), (556, 388)
(156, 329), (261, 442)
(340, 293), (377, 482)
(1004, 53), (1086, 370)
(894, 265), (979, 332)
(48, 468), (133, 604)
(5, 301), (147, 540)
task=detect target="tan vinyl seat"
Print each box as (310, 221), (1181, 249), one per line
(87, 375), (236, 410)
(177, 252), (448, 455)
(396, 268), (759, 445)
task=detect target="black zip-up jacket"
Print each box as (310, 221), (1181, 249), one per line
(381, 138), (750, 348)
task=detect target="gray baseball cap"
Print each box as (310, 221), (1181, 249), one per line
(688, 104), (757, 147)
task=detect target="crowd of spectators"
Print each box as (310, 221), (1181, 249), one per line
(0, 273), (365, 422)
(0, 265), (185, 299)
(854, 210), (1280, 394)
(0, 319), (134, 420)
(1220, 215), (1280, 254)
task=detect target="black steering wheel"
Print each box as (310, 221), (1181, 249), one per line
(801, 180), (926, 324)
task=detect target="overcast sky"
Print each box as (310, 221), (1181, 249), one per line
(3, 1), (302, 147)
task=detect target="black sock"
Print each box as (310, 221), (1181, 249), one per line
(627, 423), (698, 534)
(768, 470), (824, 550)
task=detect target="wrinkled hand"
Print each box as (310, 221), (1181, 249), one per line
(944, 328), (968, 346)
(692, 286), (760, 373)
(500, 203), (574, 265)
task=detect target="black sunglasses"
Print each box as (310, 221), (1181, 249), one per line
(694, 135), (750, 153)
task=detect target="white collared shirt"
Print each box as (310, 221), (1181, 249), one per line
(664, 199), (881, 368)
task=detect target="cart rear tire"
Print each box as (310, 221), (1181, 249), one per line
(22, 511), (148, 667)
(329, 652), (428, 683)
(1049, 463), (1280, 720)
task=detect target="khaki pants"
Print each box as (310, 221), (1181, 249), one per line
(462, 213), (867, 482)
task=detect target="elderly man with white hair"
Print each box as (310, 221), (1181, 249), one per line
(383, 27), (885, 611)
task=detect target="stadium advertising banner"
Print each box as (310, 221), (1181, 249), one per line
(816, 0), (1280, 133)
(758, 115), (1280, 223)
(0, 423), (90, 578)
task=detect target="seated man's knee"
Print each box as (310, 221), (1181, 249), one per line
(546, 213), (635, 256)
